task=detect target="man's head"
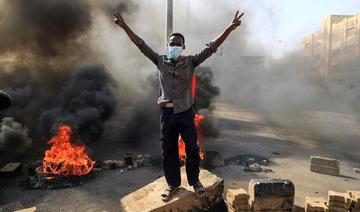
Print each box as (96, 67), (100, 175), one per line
(168, 32), (185, 49)
(167, 32), (185, 60)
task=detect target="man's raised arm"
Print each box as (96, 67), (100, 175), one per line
(192, 10), (244, 67)
(113, 11), (160, 65)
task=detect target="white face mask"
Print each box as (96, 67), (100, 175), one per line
(167, 46), (183, 60)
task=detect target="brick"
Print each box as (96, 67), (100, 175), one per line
(250, 196), (294, 211)
(226, 188), (249, 206)
(305, 196), (328, 212)
(0, 162), (22, 177)
(311, 156), (340, 169)
(310, 164), (339, 176)
(328, 191), (352, 206)
(248, 179), (295, 199)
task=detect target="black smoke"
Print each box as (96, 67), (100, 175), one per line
(0, 0), (131, 161)
(39, 64), (116, 145)
(0, 117), (32, 155)
(194, 67), (220, 112)
(0, 0), (91, 57)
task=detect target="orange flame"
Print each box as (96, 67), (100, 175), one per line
(42, 124), (95, 176)
(179, 114), (205, 161)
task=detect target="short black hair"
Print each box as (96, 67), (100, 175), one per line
(169, 32), (185, 45)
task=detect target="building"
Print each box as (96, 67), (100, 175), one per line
(303, 13), (360, 81)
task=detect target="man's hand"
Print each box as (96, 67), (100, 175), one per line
(113, 10), (126, 28)
(229, 10), (244, 31)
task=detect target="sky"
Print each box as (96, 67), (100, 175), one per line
(239, 0), (360, 58)
(170, 0), (360, 58)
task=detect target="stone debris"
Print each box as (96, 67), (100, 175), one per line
(353, 168), (360, 174)
(248, 179), (294, 211)
(304, 196), (328, 212)
(0, 162), (22, 177)
(310, 156), (340, 176)
(226, 188), (250, 212)
(120, 167), (224, 212)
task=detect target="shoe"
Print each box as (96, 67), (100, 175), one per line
(161, 185), (179, 202)
(193, 181), (205, 197)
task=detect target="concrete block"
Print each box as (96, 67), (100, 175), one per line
(250, 196), (294, 211)
(120, 167), (224, 212)
(248, 179), (295, 199)
(226, 188), (249, 206)
(311, 156), (340, 169)
(310, 164), (339, 176)
(328, 191), (351, 207)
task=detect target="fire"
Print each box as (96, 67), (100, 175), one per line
(179, 114), (205, 161)
(42, 124), (95, 176)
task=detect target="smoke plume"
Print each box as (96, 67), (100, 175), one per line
(0, 117), (31, 155)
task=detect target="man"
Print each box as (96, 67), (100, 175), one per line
(114, 10), (243, 201)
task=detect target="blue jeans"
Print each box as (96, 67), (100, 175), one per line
(160, 107), (200, 186)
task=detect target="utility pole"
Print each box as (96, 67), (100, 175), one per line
(165, 0), (173, 48)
